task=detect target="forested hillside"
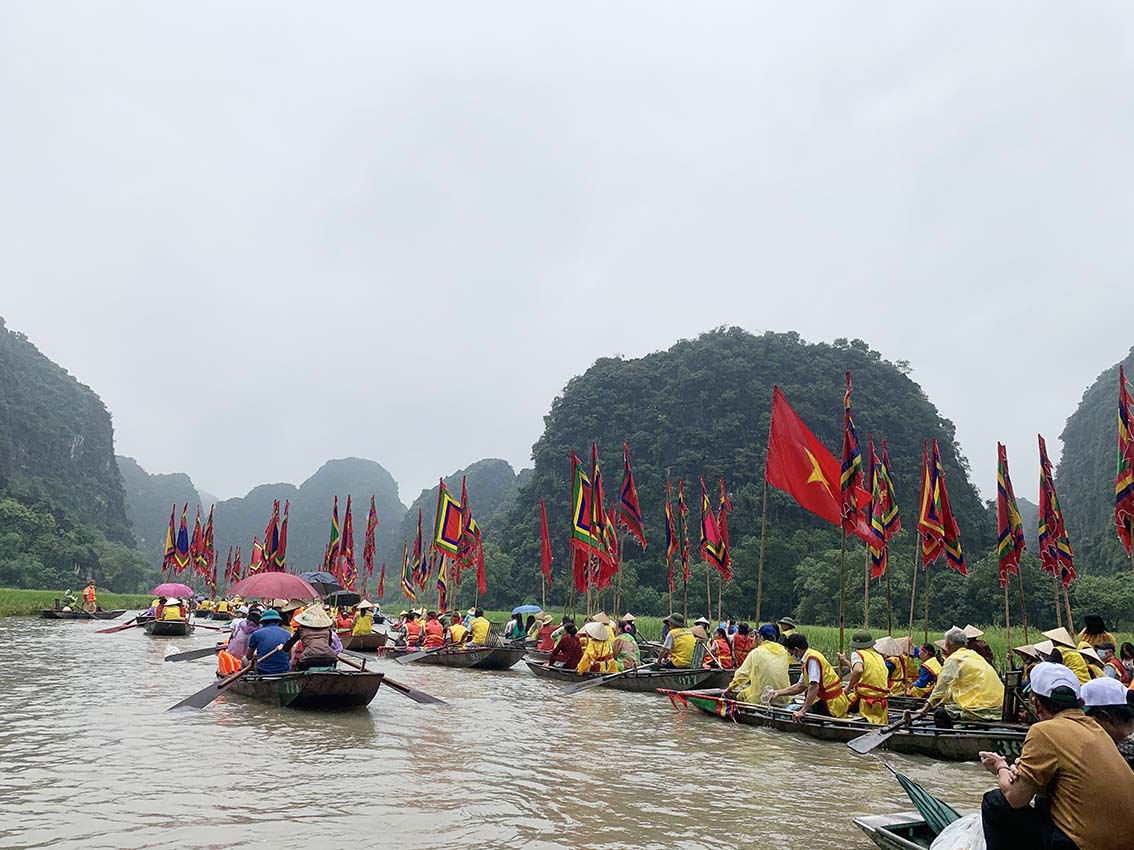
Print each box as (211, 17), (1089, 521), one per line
(0, 318), (149, 590)
(1058, 347), (1134, 575)
(489, 328), (995, 622)
(117, 456), (201, 563)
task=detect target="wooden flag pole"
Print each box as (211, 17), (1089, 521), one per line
(1017, 564), (1030, 645)
(885, 558), (893, 636)
(541, 573), (546, 613)
(863, 544), (871, 630)
(1061, 579), (1074, 633)
(923, 563), (931, 645)
(717, 571), (723, 625)
(838, 527), (848, 657)
(1004, 577), (1013, 670)
(706, 561), (712, 623)
(907, 540), (919, 640)
(755, 476), (769, 622)
(1051, 572), (1063, 629)
(683, 575), (688, 620)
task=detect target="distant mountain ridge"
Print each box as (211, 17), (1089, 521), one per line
(117, 456), (201, 563)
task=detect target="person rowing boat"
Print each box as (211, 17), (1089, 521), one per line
(771, 633), (854, 722)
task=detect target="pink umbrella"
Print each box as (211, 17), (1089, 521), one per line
(228, 572), (319, 600)
(152, 582), (194, 597)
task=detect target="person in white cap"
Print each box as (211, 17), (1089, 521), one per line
(1081, 676), (1134, 768)
(979, 662), (1134, 850)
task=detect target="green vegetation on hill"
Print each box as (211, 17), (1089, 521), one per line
(117, 455), (201, 563)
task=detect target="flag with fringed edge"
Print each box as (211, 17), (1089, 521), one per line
(840, 371), (866, 532)
(618, 441), (647, 550)
(1117, 365), (1134, 555)
(997, 442), (1026, 588)
(1039, 434), (1075, 587)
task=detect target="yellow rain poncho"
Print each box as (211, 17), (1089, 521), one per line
(728, 640), (791, 704)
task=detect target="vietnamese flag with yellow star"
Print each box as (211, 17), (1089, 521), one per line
(765, 386), (871, 541)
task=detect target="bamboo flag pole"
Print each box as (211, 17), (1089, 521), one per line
(706, 560), (712, 623)
(717, 571), (723, 624)
(755, 476), (769, 623)
(1004, 577), (1013, 670)
(1052, 572), (1063, 629)
(838, 527), (848, 657)
(885, 559), (893, 636)
(907, 539), (919, 640)
(1061, 579), (1074, 634)
(1017, 564), (1029, 645)
(923, 563), (931, 645)
(863, 544), (871, 630)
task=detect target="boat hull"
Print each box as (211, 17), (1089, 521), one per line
(382, 645), (527, 670)
(526, 661), (733, 693)
(223, 670), (384, 709)
(40, 609), (126, 621)
(666, 691), (1026, 762)
(339, 631), (388, 652)
(210, 612), (232, 621)
(144, 620), (195, 637)
(853, 813), (938, 850)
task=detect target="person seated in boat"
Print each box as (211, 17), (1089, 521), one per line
(836, 631), (889, 725)
(914, 626), (1004, 727)
(351, 601), (375, 636)
(421, 611), (445, 649)
(445, 613), (469, 646)
(731, 623), (754, 667)
(1096, 642), (1131, 685)
(550, 616), (574, 646)
(979, 662), (1134, 850)
(657, 614), (696, 669)
(770, 633), (853, 722)
(227, 607), (262, 660)
(403, 611), (423, 647)
(161, 598), (187, 621)
(245, 609), (292, 675)
(777, 616), (796, 644)
(535, 614), (556, 651)
(82, 579), (98, 613)
(504, 613), (526, 642)
(215, 599), (231, 617)
(1043, 627), (1099, 685)
(468, 609), (492, 646)
(547, 623), (582, 669)
(576, 622), (616, 675)
(612, 622), (641, 671)
(620, 613), (638, 638)
(524, 614), (539, 640)
(285, 606), (343, 671)
(1078, 614), (1117, 651)
(1081, 677), (1134, 768)
(335, 607), (354, 630)
(705, 628), (734, 669)
(726, 624), (791, 705)
(907, 643), (943, 698)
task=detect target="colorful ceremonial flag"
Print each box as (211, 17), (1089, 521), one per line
(997, 442), (1027, 588)
(249, 536), (263, 573)
(274, 500), (289, 570)
(1039, 434), (1075, 587)
(377, 562), (385, 599)
(475, 524), (487, 594)
(596, 505), (620, 589)
(569, 451), (600, 557)
(363, 496), (378, 577)
(434, 480), (463, 558)
(232, 546), (242, 582)
(224, 546), (234, 586)
(880, 440), (902, 540)
(203, 505), (216, 574)
(459, 477), (479, 572)
(719, 478), (732, 514)
(436, 552), (448, 611)
(401, 542), (415, 600)
(918, 439), (966, 575)
(324, 496), (341, 575)
(174, 504), (191, 573)
(700, 476), (730, 579)
(664, 480), (678, 592)
(591, 443), (614, 569)
(1117, 365), (1134, 555)
(840, 371), (867, 531)
(677, 479), (690, 583)
(413, 508), (425, 586)
(539, 497), (553, 588)
(190, 505), (206, 575)
(262, 500), (279, 570)
(765, 387), (871, 539)
(340, 495), (356, 591)
(618, 441), (647, 550)
(867, 437), (888, 580)
(162, 505), (177, 573)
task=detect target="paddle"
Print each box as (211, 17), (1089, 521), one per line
(165, 644), (225, 663)
(847, 709), (913, 755)
(336, 653), (447, 705)
(96, 614), (150, 634)
(563, 662), (658, 695)
(395, 645), (446, 665)
(167, 645), (284, 711)
(192, 623), (229, 632)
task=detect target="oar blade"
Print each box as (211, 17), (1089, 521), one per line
(168, 681), (225, 711)
(395, 649), (432, 665)
(381, 677), (447, 705)
(847, 728), (892, 754)
(164, 645), (222, 663)
(95, 617), (145, 634)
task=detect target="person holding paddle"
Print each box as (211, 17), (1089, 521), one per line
(245, 610), (291, 674)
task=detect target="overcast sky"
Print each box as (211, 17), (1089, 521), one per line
(4, 3), (1132, 506)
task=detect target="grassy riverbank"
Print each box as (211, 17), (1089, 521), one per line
(0, 588), (151, 618)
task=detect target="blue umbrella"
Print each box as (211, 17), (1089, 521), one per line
(299, 571), (343, 596)
(512, 604), (543, 615)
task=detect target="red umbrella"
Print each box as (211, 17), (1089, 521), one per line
(229, 572), (319, 600)
(152, 582), (194, 597)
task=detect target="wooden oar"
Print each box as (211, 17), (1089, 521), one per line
(95, 615), (150, 634)
(192, 623), (229, 632)
(165, 644), (224, 662)
(563, 662), (658, 695)
(336, 654), (447, 705)
(847, 710), (913, 755)
(167, 645), (284, 711)
(395, 645), (446, 665)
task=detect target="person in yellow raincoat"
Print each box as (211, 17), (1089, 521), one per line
(576, 622), (617, 675)
(351, 601), (375, 636)
(916, 626), (1004, 726)
(1044, 627), (1099, 685)
(837, 631), (889, 725)
(725, 624), (790, 705)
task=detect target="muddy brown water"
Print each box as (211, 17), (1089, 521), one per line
(0, 616), (995, 849)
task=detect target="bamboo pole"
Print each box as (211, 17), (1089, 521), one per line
(1017, 563), (1029, 645)
(838, 528), (848, 656)
(1052, 572), (1063, 629)
(683, 575), (688, 620)
(1004, 578), (1013, 670)
(923, 564), (931, 645)
(1061, 579), (1074, 634)
(863, 544), (871, 630)
(885, 558), (893, 636)
(717, 571), (722, 625)
(755, 476), (769, 623)
(541, 573), (546, 613)
(706, 561), (712, 623)
(907, 540), (919, 641)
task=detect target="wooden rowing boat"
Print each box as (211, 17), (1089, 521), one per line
(210, 611), (232, 622)
(339, 630), (388, 652)
(39, 609), (126, 620)
(221, 669), (384, 709)
(853, 812), (941, 850)
(664, 691), (1027, 762)
(381, 645), (527, 670)
(193, 609), (212, 618)
(526, 660), (733, 693)
(144, 620), (195, 637)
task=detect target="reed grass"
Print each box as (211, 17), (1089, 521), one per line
(0, 588), (152, 618)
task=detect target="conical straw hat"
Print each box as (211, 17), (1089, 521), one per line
(962, 624), (984, 639)
(581, 622), (611, 641)
(1042, 627), (1077, 649)
(295, 606), (333, 628)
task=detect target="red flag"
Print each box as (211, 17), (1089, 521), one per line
(340, 495), (356, 591)
(249, 537), (263, 572)
(618, 441), (647, 550)
(677, 479), (690, 583)
(539, 497), (553, 588)
(1039, 434), (1074, 587)
(274, 500), (289, 571)
(224, 546), (234, 585)
(262, 500), (279, 569)
(700, 476), (730, 579)
(475, 526), (487, 595)
(765, 386), (870, 540)
(413, 509), (424, 587)
(232, 546), (242, 582)
(377, 563), (385, 599)
(840, 371), (867, 531)
(1117, 365), (1134, 554)
(664, 480), (677, 592)
(573, 547), (589, 594)
(190, 505), (205, 575)
(162, 505), (177, 573)
(363, 495), (378, 577)
(918, 439), (966, 575)
(591, 443), (613, 568)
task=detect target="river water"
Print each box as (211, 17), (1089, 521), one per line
(0, 615), (996, 849)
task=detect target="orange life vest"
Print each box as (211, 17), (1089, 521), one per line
(336, 613), (353, 630)
(423, 619), (445, 648)
(82, 586), (96, 603)
(732, 634), (754, 667)
(706, 637), (733, 669)
(405, 621), (423, 645)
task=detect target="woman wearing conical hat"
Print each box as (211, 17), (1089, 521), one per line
(575, 621), (617, 675)
(286, 606), (343, 670)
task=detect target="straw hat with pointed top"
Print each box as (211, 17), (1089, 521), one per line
(934, 638), (947, 650)
(694, 616), (711, 626)
(356, 600), (374, 610)
(1033, 639), (1056, 657)
(620, 612), (637, 622)
(962, 624), (984, 639)
(580, 622), (612, 641)
(1013, 644), (1040, 659)
(590, 612), (610, 625)
(538, 612), (555, 625)
(295, 607), (333, 629)
(1042, 627), (1077, 649)
(1078, 645), (1104, 666)
(691, 625), (710, 640)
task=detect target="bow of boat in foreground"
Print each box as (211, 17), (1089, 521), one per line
(853, 812), (940, 850)
(144, 620), (195, 637)
(222, 669), (384, 709)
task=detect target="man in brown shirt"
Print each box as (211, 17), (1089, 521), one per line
(979, 662), (1134, 850)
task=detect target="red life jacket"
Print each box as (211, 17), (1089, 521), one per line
(405, 621), (423, 645)
(423, 619), (445, 648)
(1105, 659), (1132, 685)
(732, 634), (753, 666)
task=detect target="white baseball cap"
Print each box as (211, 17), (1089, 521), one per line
(1029, 661), (1081, 698)
(1081, 676), (1129, 708)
